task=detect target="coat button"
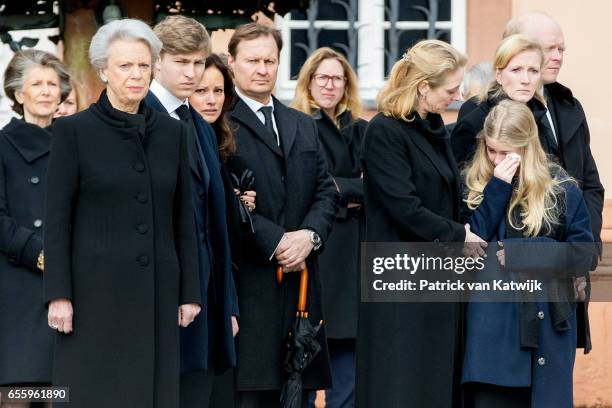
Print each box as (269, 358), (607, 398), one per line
(133, 163), (145, 172)
(137, 255), (149, 266)
(537, 357), (546, 366)
(537, 311), (545, 320)
(136, 193), (148, 203)
(136, 224), (148, 234)
(33, 219), (43, 228)
(281, 175), (286, 182)
(30, 176), (40, 184)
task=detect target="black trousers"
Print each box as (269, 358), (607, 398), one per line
(236, 390), (309, 408)
(464, 382), (531, 408)
(180, 370), (215, 408)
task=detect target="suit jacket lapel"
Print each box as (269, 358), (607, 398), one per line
(230, 98), (283, 158)
(273, 97), (296, 157)
(190, 107), (213, 189)
(145, 91), (203, 182)
(547, 94), (583, 147)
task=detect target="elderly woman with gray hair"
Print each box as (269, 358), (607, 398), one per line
(0, 49), (69, 407)
(44, 18), (201, 407)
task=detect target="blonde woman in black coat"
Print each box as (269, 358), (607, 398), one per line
(0, 50), (70, 400)
(291, 47), (366, 408)
(44, 19), (201, 407)
(358, 40), (486, 407)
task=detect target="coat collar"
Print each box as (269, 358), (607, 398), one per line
(401, 112), (459, 191)
(544, 82), (584, 145)
(90, 90), (156, 140)
(230, 96), (297, 158)
(2, 117), (51, 163)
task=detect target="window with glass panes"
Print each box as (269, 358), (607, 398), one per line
(274, 0), (466, 106)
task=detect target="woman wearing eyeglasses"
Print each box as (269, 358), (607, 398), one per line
(291, 47), (366, 408)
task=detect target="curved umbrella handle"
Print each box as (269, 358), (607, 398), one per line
(275, 265), (309, 313)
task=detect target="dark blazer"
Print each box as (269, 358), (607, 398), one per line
(145, 91), (238, 374)
(313, 109), (366, 339)
(462, 176), (593, 407)
(43, 92), (200, 408)
(226, 96), (337, 390)
(0, 118), (52, 385)
(357, 112), (465, 408)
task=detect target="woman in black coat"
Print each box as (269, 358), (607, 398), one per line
(44, 19), (201, 408)
(451, 35), (551, 170)
(0, 49), (70, 391)
(358, 40), (485, 408)
(291, 47), (366, 408)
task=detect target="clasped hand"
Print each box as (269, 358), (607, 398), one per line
(275, 230), (313, 272)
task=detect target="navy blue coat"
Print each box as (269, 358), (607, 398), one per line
(145, 92), (238, 374)
(462, 176), (593, 407)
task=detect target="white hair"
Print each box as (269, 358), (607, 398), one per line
(89, 18), (162, 71)
(461, 61), (493, 99)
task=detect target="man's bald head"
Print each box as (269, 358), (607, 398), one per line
(504, 12), (565, 84)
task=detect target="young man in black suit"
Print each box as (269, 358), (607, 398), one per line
(145, 15), (239, 408)
(226, 23), (338, 408)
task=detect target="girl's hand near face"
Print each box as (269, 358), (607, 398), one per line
(493, 154), (520, 183)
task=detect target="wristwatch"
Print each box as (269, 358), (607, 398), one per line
(309, 230), (322, 251)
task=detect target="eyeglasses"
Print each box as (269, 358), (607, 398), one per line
(312, 73), (346, 88)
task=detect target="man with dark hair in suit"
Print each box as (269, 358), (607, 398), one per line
(226, 22), (337, 408)
(145, 15), (239, 408)
(504, 11), (604, 354)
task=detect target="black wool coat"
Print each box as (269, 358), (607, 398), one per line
(0, 119), (52, 385)
(43, 93), (200, 408)
(226, 97), (337, 391)
(313, 109), (366, 339)
(544, 82), (604, 247)
(357, 112), (465, 408)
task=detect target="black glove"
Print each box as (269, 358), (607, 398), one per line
(230, 169), (255, 234)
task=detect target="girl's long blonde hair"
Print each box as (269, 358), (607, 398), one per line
(290, 47), (362, 120)
(377, 39), (466, 122)
(464, 100), (573, 237)
(479, 34), (545, 104)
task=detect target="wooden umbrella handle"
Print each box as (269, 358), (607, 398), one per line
(298, 266), (309, 313)
(275, 265), (309, 313)
(276, 265), (284, 284)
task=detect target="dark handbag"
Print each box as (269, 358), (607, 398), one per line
(230, 169), (255, 234)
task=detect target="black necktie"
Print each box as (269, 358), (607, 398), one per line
(259, 106), (279, 146)
(175, 104), (192, 122)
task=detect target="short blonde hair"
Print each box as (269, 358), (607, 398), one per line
(480, 34), (544, 103)
(290, 47), (361, 119)
(377, 40), (466, 121)
(154, 15), (211, 56)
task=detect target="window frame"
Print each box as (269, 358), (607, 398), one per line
(274, 0), (466, 106)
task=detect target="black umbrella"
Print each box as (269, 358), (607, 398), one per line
(276, 265), (323, 408)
